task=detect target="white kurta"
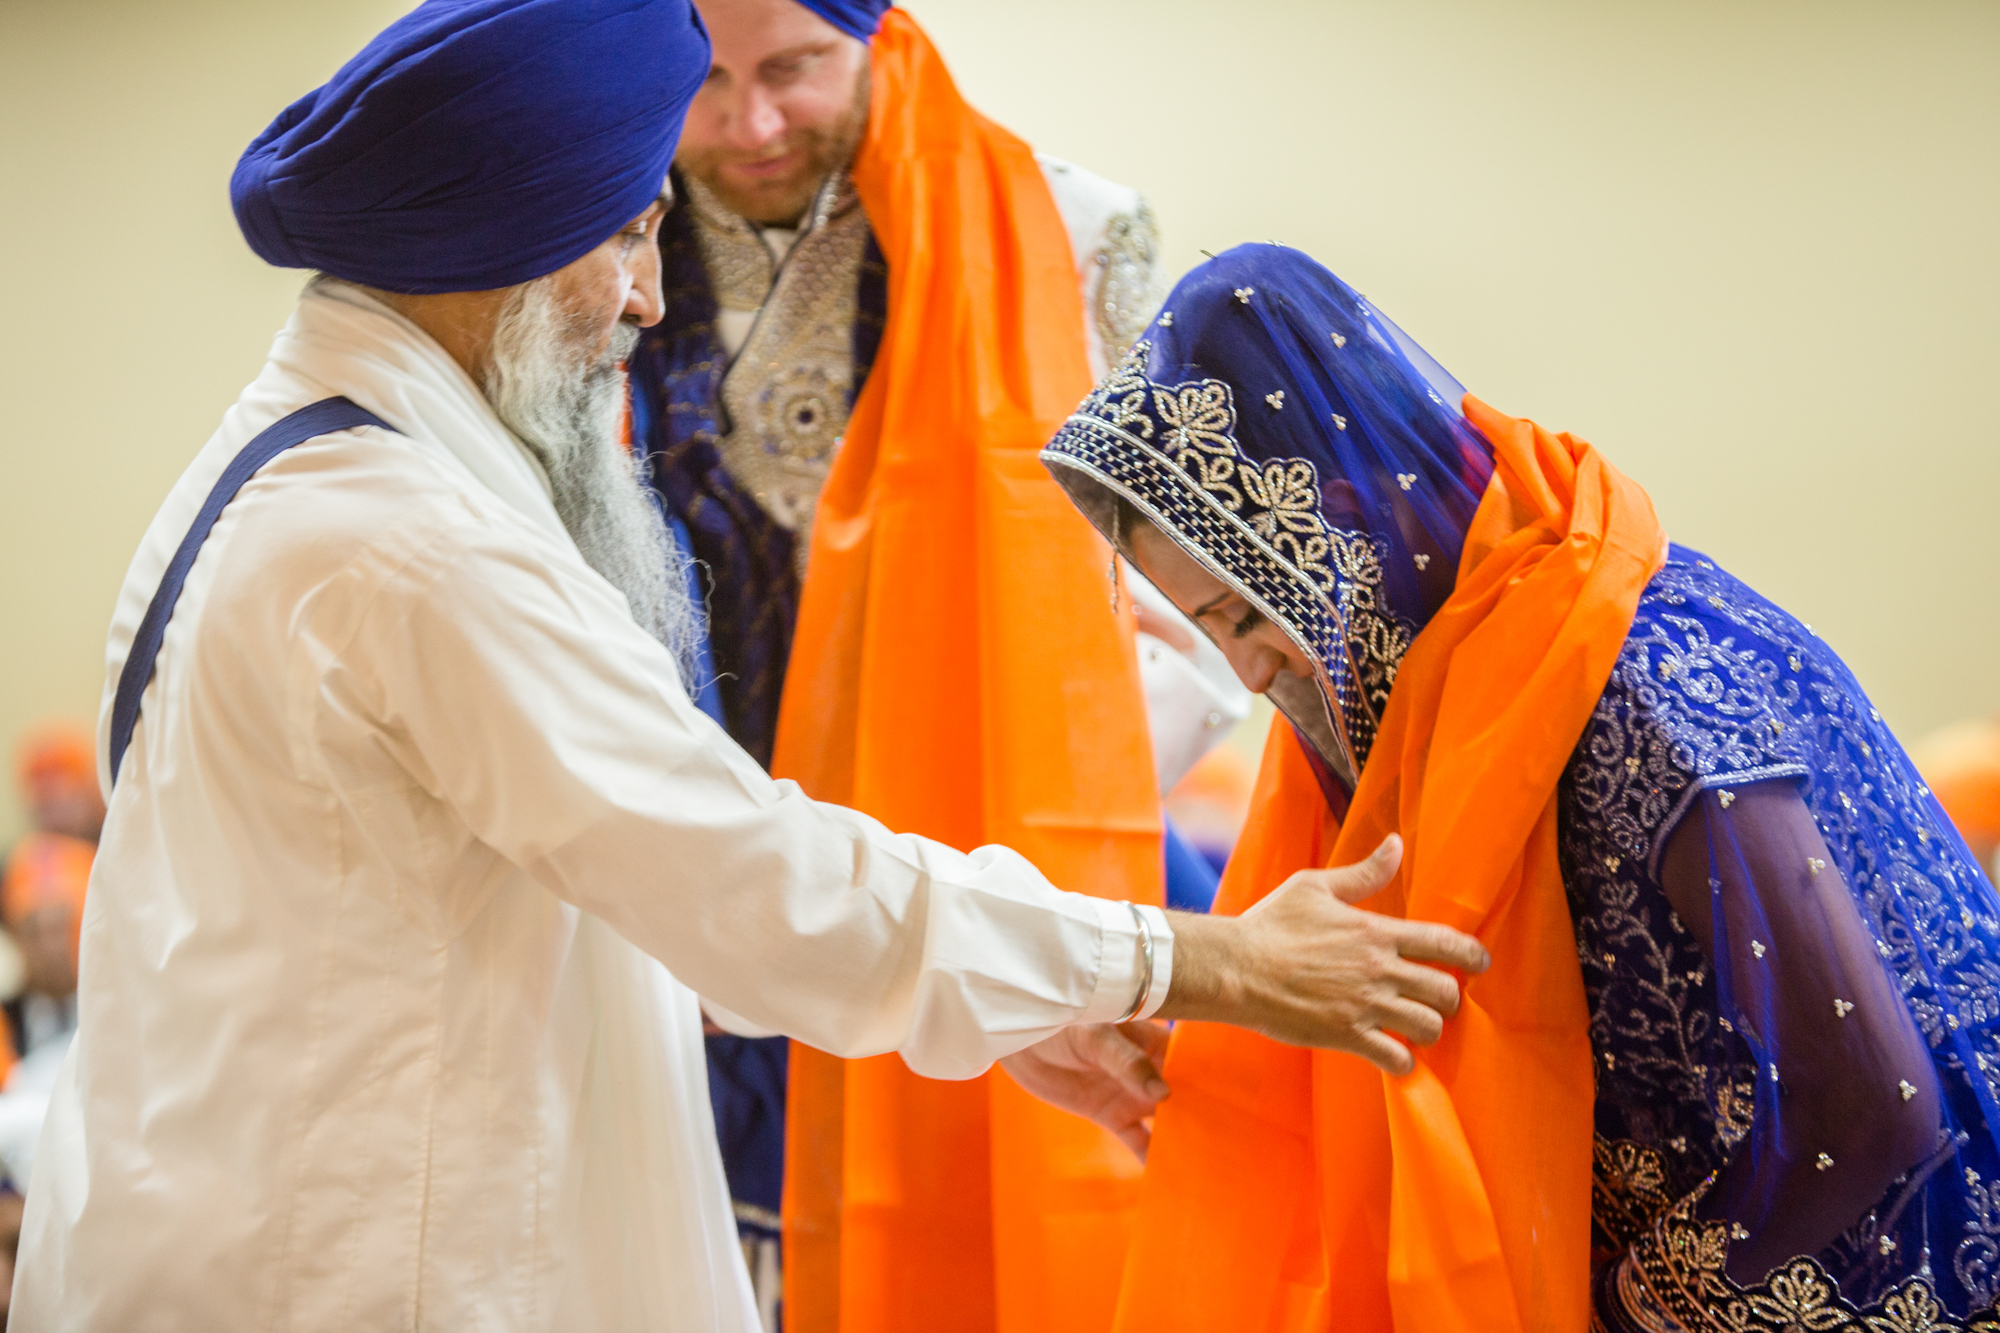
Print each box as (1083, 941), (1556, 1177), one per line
(12, 281), (1171, 1332)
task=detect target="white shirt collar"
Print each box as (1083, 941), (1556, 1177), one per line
(269, 279), (569, 545)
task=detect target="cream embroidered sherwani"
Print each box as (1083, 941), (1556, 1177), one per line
(688, 155), (1167, 541)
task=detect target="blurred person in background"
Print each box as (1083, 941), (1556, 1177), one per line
(0, 830), (89, 1187)
(14, 723), (103, 845)
(1911, 713), (2000, 881)
(0, 828), (90, 1330)
(1163, 737), (1261, 884)
(629, 0), (1228, 1325)
(0, 720), (99, 1198)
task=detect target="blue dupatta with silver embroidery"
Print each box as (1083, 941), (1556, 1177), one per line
(1043, 246), (1490, 796)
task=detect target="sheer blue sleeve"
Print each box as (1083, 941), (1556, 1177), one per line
(1565, 547), (2000, 1325)
(1660, 782), (1940, 1280)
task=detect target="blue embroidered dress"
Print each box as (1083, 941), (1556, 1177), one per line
(1565, 548), (2000, 1330)
(1041, 244), (2000, 1330)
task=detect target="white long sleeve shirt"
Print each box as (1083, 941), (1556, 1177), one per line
(12, 281), (1171, 1333)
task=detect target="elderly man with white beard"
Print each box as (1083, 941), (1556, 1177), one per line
(12, 3), (1491, 1330)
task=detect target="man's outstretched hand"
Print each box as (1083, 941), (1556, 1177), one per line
(1159, 835), (1491, 1075)
(1002, 836), (1486, 1147)
(999, 1020), (1171, 1160)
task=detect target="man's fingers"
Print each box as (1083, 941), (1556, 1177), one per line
(1375, 997), (1446, 1048)
(1112, 1117), (1152, 1162)
(1088, 1025), (1169, 1102)
(1120, 1018), (1171, 1065)
(1327, 834), (1403, 905)
(1388, 958), (1461, 1019)
(1352, 1029), (1415, 1076)
(1389, 918), (1491, 974)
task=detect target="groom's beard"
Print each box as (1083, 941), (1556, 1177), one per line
(480, 276), (701, 676)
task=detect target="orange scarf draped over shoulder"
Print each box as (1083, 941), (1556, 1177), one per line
(775, 12), (1164, 1333)
(1114, 399), (1666, 1333)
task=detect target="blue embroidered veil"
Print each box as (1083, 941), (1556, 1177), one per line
(1045, 244), (2000, 1325)
(1041, 244), (1491, 797)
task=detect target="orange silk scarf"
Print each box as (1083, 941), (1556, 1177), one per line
(775, 12), (1164, 1332)
(1113, 398), (1667, 1333)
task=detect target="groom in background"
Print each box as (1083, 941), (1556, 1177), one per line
(628, 1), (1196, 1328)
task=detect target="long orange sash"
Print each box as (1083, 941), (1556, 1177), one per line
(1114, 399), (1666, 1333)
(775, 12), (1164, 1332)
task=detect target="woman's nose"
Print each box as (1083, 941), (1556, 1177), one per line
(1217, 636), (1281, 695)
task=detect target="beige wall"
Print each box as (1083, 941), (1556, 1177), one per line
(1, 0), (1995, 839)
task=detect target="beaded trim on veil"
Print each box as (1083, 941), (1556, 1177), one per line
(1045, 338), (1414, 790)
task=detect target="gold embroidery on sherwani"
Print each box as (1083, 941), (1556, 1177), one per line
(687, 172), (871, 541)
(1092, 200), (1162, 364)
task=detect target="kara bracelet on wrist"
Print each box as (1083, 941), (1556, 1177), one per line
(1113, 901), (1156, 1024)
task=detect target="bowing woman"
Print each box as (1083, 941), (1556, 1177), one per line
(1041, 244), (2000, 1333)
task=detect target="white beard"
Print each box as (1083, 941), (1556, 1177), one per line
(480, 276), (701, 679)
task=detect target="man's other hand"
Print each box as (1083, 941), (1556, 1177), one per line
(998, 1020), (1171, 1160)
(1159, 835), (1492, 1074)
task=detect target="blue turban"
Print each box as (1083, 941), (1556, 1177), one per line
(798, 0), (891, 43)
(232, 0), (711, 295)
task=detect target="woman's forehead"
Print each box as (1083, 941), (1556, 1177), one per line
(1129, 519), (1231, 610)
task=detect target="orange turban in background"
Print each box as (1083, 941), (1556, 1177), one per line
(0, 832), (91, 1082)
(1911, 716), (2000, 870)
(15, 722), (95, 800)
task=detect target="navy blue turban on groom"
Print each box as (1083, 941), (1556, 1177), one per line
(798, 0), (892, 43)
(232, 0), (711, 295)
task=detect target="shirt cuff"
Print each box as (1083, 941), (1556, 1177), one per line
(1080, 898), (1176, 1024)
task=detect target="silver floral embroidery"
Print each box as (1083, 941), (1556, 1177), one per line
(1959, 1170), (2000, 1308)
(1092, 201), (1163, 366)
(1051, 341), (1416, 768)
(1153, 382), (1234, 458)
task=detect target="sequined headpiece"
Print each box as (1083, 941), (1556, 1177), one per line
(1041, 244), (1494, 792)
